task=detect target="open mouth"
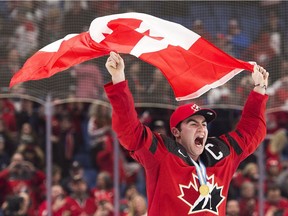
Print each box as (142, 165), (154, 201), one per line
(195, 137), (204, 146)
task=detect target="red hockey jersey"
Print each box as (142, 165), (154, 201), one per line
(104, 81), (268, 216)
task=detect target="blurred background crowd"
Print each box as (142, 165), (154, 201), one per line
(0, 1), (288, 216)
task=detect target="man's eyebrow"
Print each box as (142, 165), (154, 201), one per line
(185, 117), (207, 123)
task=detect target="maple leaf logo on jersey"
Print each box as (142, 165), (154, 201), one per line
(178, 173), (225, 215)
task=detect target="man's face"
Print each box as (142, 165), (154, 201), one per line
(267, 189), (281, 204)
(52, 185), (64, 200)
(226, 200), (240, 216)
(174, 115), (208, 161)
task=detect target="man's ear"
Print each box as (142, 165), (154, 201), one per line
(171, 127), (180, 138)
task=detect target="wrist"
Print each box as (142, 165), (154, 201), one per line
(254, 83), (267, 90)
(112, 73), (125, 84)
(253, 85), (266, 95)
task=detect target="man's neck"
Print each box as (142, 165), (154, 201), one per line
(188, 154), (199, 162)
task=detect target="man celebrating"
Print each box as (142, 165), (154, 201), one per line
(104, 51), (269, 215)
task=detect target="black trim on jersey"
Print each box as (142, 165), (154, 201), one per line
(236, 129), (243, 138)
(158, 134), (232, 166)
(159, 134), (193, 165)
(155, 134), (242, 167)
(224, 133), (243, 155)
(201, 137), (230, 166)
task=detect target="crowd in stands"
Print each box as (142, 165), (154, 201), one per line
(1, 98), (288, 215)
(0, 98), (149, 215)
(0, 1), (288, 107)
(0, 1), (288, 215)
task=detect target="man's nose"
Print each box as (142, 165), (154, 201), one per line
(197, 124), (206, 131)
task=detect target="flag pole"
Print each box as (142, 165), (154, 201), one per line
(113, 130), (120, 216)
(45, 94), (53, 216)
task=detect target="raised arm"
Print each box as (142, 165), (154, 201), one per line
(104, 52), (154, 152)
(227, 64), (269, 161)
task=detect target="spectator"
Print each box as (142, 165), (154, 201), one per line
(6, 1), (44, 25)
(62, 161), (85, 194)
(91, 1), (120, 17)
(38, 184), (82, 216)
(55, 114), (76, 177)
(124, 184), (141, 202)
(127, 194), (147, 216)
(0, 16), (13, 63)
(145, 68), (173, 103)
(2, 49), (25, 95)
(0, 119), (15, 157)
(87, 103), (111, 148)
(226, 199), (240, 216)
(1, 191), (30, 216)
(11, 8), (39, 62)
(94, 199), (114, 216)
(236, 74), (255, 105)
(0, 152), (45, 215)
(264, 183), (288, 215)
(15, 99), (40, 134)
(0, 99), (17, 141)
(277, 165), (288, 198)
(94, 123), (128, 185)
(259, 10), (287, 85)
(38, 7), (63, 48)
(0, 49), (20, 93)
(151, 120), (168, 136)
(266, 128), (288, 161)
(18, 122), (38, 147)
(69, 178), (97, 215)
(87, 104), (111, 148)
(73, 62), (104, 99)
(207, 83), (232, 105)
(214, 33), (234, 56)
(238, 181), (258, 216)
(64, 102), (87, 154)
(242, 32), (276, 68)
(91, 172), (115, 216)
(266, 111), (288, 137)
(125, 184), (147, 216)
(91, 171), (114, 205)
(124, 59), (153, 103)
(267, 58), (288, 107)
(191, 19), (214, 42)
(62, 1), (89, 35)
(260, 10), (287, 58)
(87, 104), (136, 186)
(226, 18), (251, 58)
(232, 162), (259, 190)
(0, 135), (10, 170)
(16, 122), (45, 169)
(259, 0), (281, 19)
(265, 158), (282, 193)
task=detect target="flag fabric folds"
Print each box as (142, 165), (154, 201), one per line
(10, 12), (254, 101)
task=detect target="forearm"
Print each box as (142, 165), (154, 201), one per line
(235, 91), (268, 154)
(104, 81), (152, 151)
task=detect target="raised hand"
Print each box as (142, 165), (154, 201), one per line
(105, 51), (125, 84)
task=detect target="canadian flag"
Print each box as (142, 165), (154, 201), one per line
(10, 12), (254, 100)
